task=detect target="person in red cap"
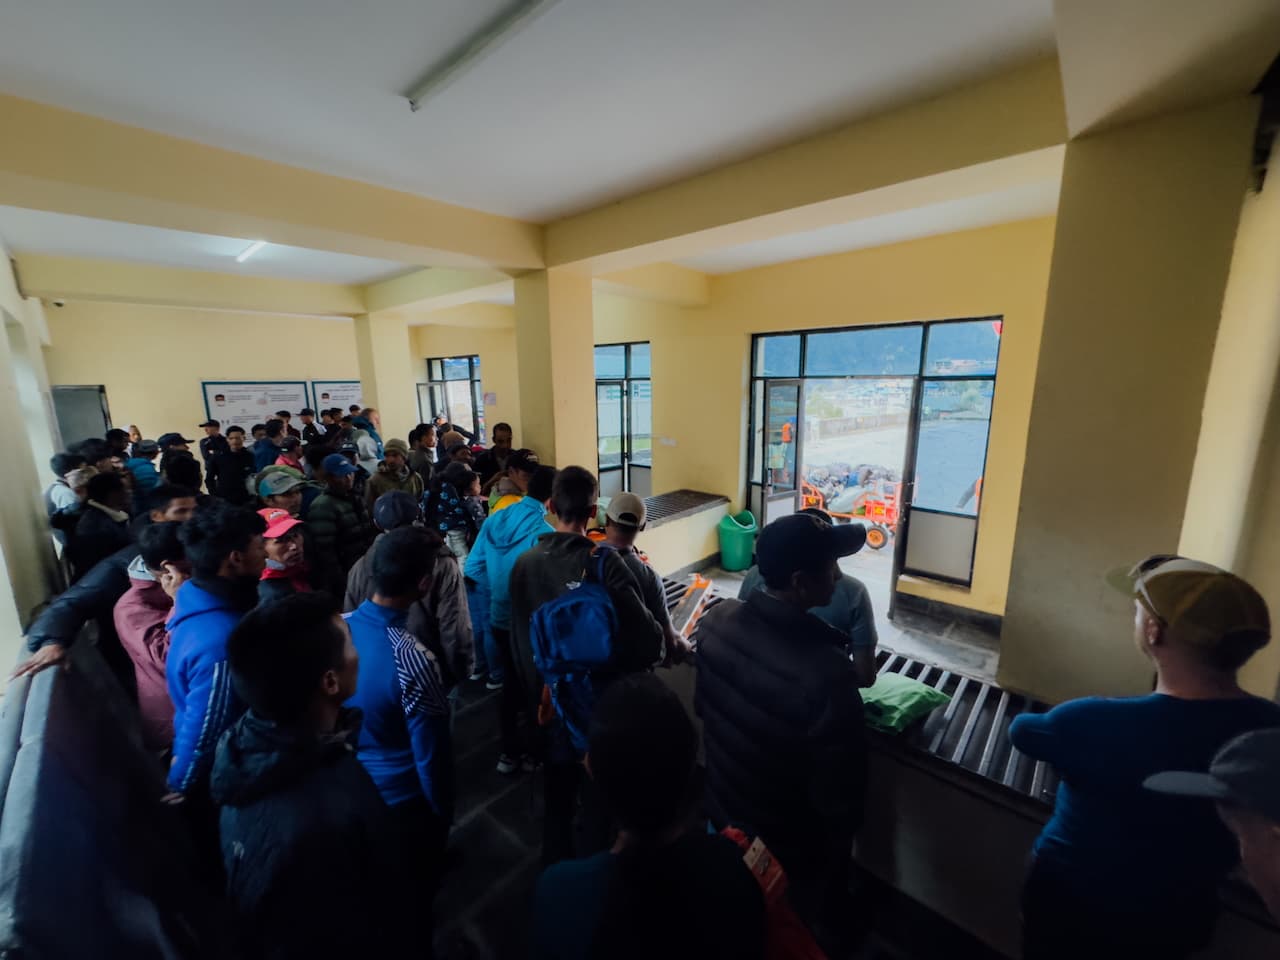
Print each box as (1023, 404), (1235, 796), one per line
(257, 508), (311, 604)
(1011, 555), (1280, 959)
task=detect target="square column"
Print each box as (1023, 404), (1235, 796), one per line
(999, 97), (1259, 702)
(513, 269), (596, 469)
(353, 313), (419, 442)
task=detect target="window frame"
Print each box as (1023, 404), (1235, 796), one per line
(423, 354), (485, 441)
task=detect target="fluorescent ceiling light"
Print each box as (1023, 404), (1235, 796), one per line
(236, 240), (267, 263)
(404, 0), (562, 112)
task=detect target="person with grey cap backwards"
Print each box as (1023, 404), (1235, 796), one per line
(695, 511), (869, 954)
(1010, 556), (1280, 960)
(1146, 728), (1280, 925)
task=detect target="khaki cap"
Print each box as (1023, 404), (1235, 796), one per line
(606, 492), (647, 528)
(1107, 555), (1270, 646)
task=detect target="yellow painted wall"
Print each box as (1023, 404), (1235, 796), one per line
(43, 301), (360, 441)
(411, 312), (523, 443)
(1000, 98), (1257, 702)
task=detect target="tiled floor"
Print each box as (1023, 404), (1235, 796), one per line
(432, 578), (1006, 959)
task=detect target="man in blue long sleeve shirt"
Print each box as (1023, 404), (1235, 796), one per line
(345, 525), (454, 928)
(1009, 555), (1280, 959)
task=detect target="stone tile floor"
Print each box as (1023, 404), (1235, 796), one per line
(431, 577), (1006, 959)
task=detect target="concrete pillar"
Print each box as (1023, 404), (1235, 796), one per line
(513, 268), (596, 469)
(353, 313), (420, 443)
(999, 97), (1259, 703)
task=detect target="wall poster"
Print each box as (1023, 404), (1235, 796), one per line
(310, 380), (364, 413)
(201, 381), (311, 431)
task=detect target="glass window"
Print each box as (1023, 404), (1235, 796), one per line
(629, 380), (652, 466)
(428, 359), (443, 381)
(924, 319), (1002, 376)
(754, 335), (801, 378)
(442, 357), (471, 381)
(596, 382), (624, 468)
(630, 343), (651, 378)
(594, 345), (626, 379)
(910, 379), (994, 515)
(765, 382), (800, 492)
(804, 325), (923, 377)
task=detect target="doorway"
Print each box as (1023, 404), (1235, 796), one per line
(51, 385), (111, 449)
(595, 343), (652, 498)
(420, 355), (486, 442)
(747, 319), (1001, 616)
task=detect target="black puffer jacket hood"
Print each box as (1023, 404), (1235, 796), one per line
(210, 707), (363, 807)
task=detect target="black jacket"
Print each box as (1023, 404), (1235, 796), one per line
(301, 422), (326, 446)
(210, 709), (404, 960)
(25, 542), (136, 651)
(210, 449), (257, 505)
(70, 505), (133, 580)
(694, 590), (867, 916)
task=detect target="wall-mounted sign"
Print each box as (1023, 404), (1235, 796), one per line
(310, 380), (364, 413)
(202, 381), (310, 431)
(483, 391), (497, 406)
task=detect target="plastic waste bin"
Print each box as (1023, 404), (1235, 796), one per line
(718, 510), (758, 572)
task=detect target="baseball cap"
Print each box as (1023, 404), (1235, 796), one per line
(374, 490), (420, 531)
(1144, 729), (1280, 824)
(756, 512), (867, 585)
(606, 492), (647, 529)
(157, 432), (193, 448)
(1106, 555), (1270, 646)
(258, 471), (307, 498)
(135, 439), (160, 455)
(257, 507), (302, 540)
(323, 453), (358, 477)
(383, 437), (410, 457)
(198, 420), (220, 428)
(507, 449), (539, 474)
(280, 435), (301, 452)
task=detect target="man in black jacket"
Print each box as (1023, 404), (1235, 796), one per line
(695, 512), (869, 952)
(212, 593), (407, 959)
(209, 427), (256, 505)
(198, 420), (229, 487)
(12, 486), (200, 684)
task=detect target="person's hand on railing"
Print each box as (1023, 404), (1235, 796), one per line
(9, 643), (68, 680)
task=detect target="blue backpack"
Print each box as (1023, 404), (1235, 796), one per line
(529, 546), (617, 753)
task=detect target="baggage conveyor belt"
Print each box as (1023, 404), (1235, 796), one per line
(661, 577), (1058, 809)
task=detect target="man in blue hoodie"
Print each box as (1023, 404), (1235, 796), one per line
(345, 525), (453, 927)
(167, 502), (267, 797)
(465, 464), (557, 774)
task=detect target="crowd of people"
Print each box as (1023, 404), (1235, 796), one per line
(13, 408), (1280, 959)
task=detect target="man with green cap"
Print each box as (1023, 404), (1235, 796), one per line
(365, 438), (423, 509)
(1011, 555), (1280, 959)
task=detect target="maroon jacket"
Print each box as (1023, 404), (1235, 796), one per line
(113, 572), (176, 752)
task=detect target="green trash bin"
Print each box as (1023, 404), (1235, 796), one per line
(718, 510), (758, 572)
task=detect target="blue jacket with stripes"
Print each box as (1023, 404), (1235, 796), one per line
(344, 600), (454, 821)
(166, 577), (253, 793)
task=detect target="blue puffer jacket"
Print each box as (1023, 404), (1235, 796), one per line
(464, 495), (553, 630)
(166, 577), (256, 793)
(124, 457), (161, 495)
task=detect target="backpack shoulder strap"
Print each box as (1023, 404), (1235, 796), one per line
(588, 542), (615, 584)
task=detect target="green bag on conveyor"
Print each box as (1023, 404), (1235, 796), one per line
(860, 671), (951, 733)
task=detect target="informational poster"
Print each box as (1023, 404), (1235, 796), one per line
(310, 380), (364, 413)
(202, 381), (311, 431)
(483, 391), (497, 406)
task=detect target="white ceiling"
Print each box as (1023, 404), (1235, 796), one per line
(0, 0), (1057, 222)
(0, 206), (413, 284)
(675, 180), (1060, 274)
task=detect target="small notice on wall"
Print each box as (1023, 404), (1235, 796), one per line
(311, 380), (364, 413)
(483, 392), (498, 406)
(202, 381), (311, 431)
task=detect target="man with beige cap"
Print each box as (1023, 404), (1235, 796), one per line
(1011, 555), (1280, 959)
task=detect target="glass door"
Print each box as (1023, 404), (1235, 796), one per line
(762, 380), (802, 525)
(596, 381), (626, 499)
(627, 379), (653, 497)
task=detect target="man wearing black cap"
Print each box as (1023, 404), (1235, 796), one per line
(198, 420), (229, 489)
(157, 433), (196, 485)
(1011, 556), (1280, 959)
(1146, 728), (1280, 924)
(695, 512), (869, 950)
